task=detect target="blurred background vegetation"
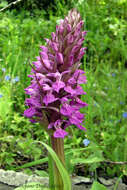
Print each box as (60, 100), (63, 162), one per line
(0, 0), (127, 184)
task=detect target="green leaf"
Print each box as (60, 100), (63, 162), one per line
(24, 168), (33, 176)
(0, 86), (12, 119)
(33, 141), (71, 190)
(48, 136), (54, 190)
(0, 100), (11, 119)
(65, 151), (74, 174)
(0, 1), (8, 8)
(14, 157), (48, 170)
(35, 170), (49, 177)
(71, 156), (104, 164)
(117, 0), (126, 4)
(91, 181), (108, 190)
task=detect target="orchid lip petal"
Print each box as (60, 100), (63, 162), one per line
(54, 129), (68, 138)
(52, 81), (65, 93)
(43, 92), (58, 106)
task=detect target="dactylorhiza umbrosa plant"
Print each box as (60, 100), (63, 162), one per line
(24, 9), (87, 190)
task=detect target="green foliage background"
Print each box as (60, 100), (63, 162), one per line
(0, 0), (127, 182)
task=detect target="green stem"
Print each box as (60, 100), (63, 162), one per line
(50, 135), (65, 190)
(48, 136), (55, 190)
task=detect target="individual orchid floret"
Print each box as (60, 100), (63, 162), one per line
(24, 8), (87, 138)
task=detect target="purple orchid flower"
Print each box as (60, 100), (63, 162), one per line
(24, 9), (87, 138)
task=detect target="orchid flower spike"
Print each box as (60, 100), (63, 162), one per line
(24, 9), (88, 138)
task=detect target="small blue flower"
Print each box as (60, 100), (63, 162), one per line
(120, 101), (124, 105)
(5, 75), (10, 81)
(122, 112), (127, 118)
(0, 94), (3, 98)
(111, 73), (116, 77)
(2, 68), (6, 72)
(12, 76), (19, 83)
(83, 139), (90, 146)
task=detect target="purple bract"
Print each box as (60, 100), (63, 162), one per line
(24, 9), (88, 138)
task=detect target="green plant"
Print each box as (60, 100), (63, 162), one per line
(0, 0), (127, 184)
